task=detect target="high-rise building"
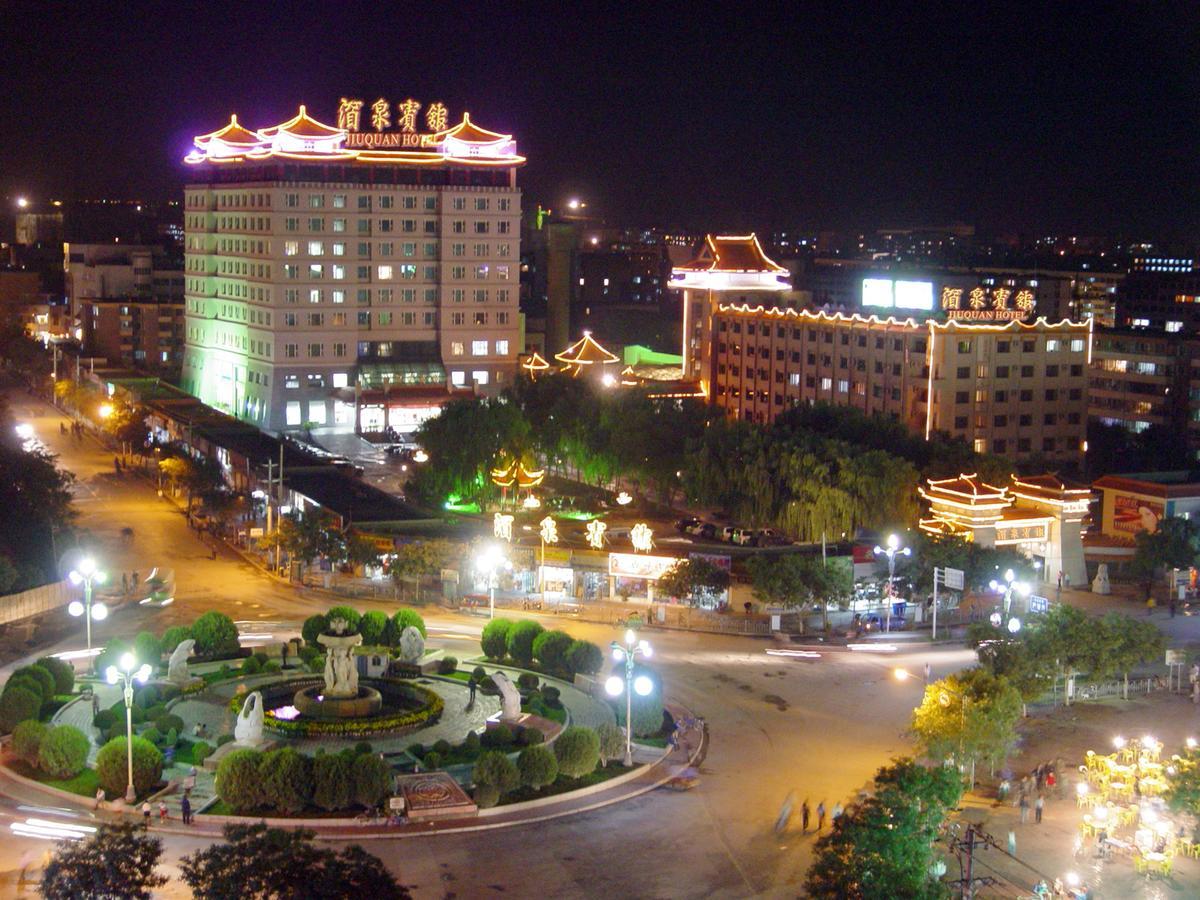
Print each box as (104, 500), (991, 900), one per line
(180, 103), (524, 435)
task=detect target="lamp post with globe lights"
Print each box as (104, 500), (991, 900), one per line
(873, 534), (910, 633)
(989, 568), (1029, 618)
(67, 557), (108, 651)
(476, 544), (511, 620)
(106, 653), (152, 802)
(606, 629), (653, 766)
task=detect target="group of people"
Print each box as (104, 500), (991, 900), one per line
(1015, 760), (1062, 828)
(119, 571), (141, 595)
(136, 791), (193, 825)
(59, 420), (85, 442)
(775, 793), (843, 836)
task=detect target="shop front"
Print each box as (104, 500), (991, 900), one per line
(607, 552), (679, 603)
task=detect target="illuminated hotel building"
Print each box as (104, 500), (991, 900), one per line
(180, 102), (523, 434)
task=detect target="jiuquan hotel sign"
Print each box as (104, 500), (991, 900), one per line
(338, 97), (450, 148)
(940, 285), (1035, 322)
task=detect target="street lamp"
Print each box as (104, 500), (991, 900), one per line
(476, 544), (510, 619)
(989, 568), (1029, 617)
(67, 557), (108, 650)
(873, 534), (910, 633)
(605, 629), (653, 766)
(106, 652), (152, 802)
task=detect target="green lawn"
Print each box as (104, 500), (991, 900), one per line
(8, 759), (100, 798)
(500, 763), (635, 805)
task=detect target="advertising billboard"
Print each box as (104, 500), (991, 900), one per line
(861, 278), (934, 311)
(1112, 494), (1164, 534)
(862, 278), (894, 309)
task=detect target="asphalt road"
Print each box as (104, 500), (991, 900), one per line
(0, 392), (971, 898)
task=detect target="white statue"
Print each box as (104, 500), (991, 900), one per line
(491, 671), (522, 721)
(317, 618), (362, 698)
(1092, 563), (1111, 595)
(398, 626), (425, 664)
(234, 691), (264, 746)
(166, 639), (196, 685)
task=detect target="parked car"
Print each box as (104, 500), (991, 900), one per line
(688, 522), (717, 539)
(675, 516), (701, 533)
(855, 612), (906, 633)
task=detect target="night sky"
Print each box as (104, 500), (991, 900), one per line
(2, 2), (1197, 237)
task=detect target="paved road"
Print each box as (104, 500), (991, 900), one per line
(1, 392), (973, 898)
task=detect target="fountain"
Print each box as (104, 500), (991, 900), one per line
(292, 618), (383, 718)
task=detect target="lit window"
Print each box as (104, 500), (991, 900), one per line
(495, 340), (509, 355)
(1070, 339), (1085, 352)
(332, 243), (345, 256)
(472, 370), (489, 385)
(284, 241), (298, 256)
(285, 401), (302, 426)
(1046, 339), (1059, 352)
(332, 372), (348, 389)
(308, 264), (324, 279)
(308, 241), (324, 256)
(451, 370), (466, 386)
(307, 401), (327, 425)
(1167, 321), (1183, 333)
(472, 340), (488, 356)
(377, 265), (393, 280)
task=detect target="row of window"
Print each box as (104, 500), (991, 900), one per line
(716, 381), (906, 403)
(952, 388), (1083, 403)
(279, 263), (510, 281)
(194, 191), (515, 213)
(717, 320), (925, 353)
(950, 363), (1085, 379)
(954, 338), (1087, 354)
(952, 412), (1082, 428)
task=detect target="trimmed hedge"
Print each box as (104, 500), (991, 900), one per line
(518, 744), (558, 789)
(352, 753), (391, 808)
(37, 725), (89, 778)
(325, 606), (362, 634)
(506, 620), (544, 667)
(480, 618), (514, 660)
(359, 610), (388, 646)
(12, 665), (55, 702)
(566, 639), (604, 676)
(532, 630), (573, 673)
(216, 748), (264, 813)
(36, 657), (75, 694)
(313, 752), (354, 811)
(160, 625), (192, 655)
(597, 721), (624, 763)
(95, 736), (163, 797)
(301, 614), (328, 648)
(473, 750), (519, 795)
(554, 726), (600, 778)
(260, 747), (312, 814)
(392, 608), (427, 639)
(133, 632), (162, 668)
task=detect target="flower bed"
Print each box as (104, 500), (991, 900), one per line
(260, 680), (443, 739)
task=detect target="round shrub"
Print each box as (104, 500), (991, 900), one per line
(596, 721), (624, 763)
(215, 748), (264, 813)
(463, 731), (481, 752)
(358, 610), (386, 646)
(325, 605), (362, 634)
(519, 727), (544, 746)
(35, 657), (75, 695)
(92, 708), (116, 731)
(532, 630), (573, 673)
(129, 706), (146, 726)
(262, 660), (281, 674)
(567, 639), (604, 676)
(133, 632), (162, 668)
(392, 608), (427, 639)
(471, 665), (487, 682)
(160, 625), (192, 655)
(475, 784), (500, 808)
(192, 741), (214, 765)
(506, 620), (544, 666)
(518, 744), (558, 789)
(437, 656), (458, 675)
(422, 751), (442, 770)
(480, 618), (514, 660)
(554, 726), (600, 778)
(312, 751), (354, 811)
(260, 747), (311, 814)
(144, 703), (168, 722)
(37, 725), (89, 778)
(517, 672), (539, 691)
(13, 665), (54, 702)
(473, 750), (519, 795)
(141, 726), (162, 746)
(301, 614), (328, 648)
(134, 685), (159, 709)
(241, 656), (262, 676)
(482, 724), (513, 748)
(6, 676), (46, 706)
(192, 611), (240, 657)
(162, 728), (179, 749)
(12, 720), (47, 766)
(154, 714), (184, 735)
(354, 741), (374, 756)
(96, 736), (163, 798)
(352, 753), (391, 808)
(0, 686), (42, 733)
(433, 738), (452, 755)
(540, 685), (561, 707)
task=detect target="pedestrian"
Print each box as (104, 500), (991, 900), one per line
(1147, 594), (1156, 616)
(1035, 793), (1044, 824)
(1008, 828), (1017, 857)
(1035, 767), (1045, 793)
(95, 787), (105, 810)
(131, 571), (139, 592)
(1046, 769), (1056, 796)
(467, 677), (478, 707)
(801, 799), (811, 833)
(181, 792), (191, 825)
(924, 662), (931, 684)
(817, 801), (826, 831)
(91, 692), (99, 717)
(281, 642), (289, 668)
(1019, 792), (1029, 824)
(142, 800), (152, 827)
(122, 572), (129, 593)
(159, 801), (168, 823)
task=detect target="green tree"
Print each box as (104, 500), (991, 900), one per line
(910, 670), (1022, 783)
(657, 557), (731, 607)
(215, 748), (264, 812)
(532, 630), (574, 673)
(506, 620), (544, 666)
(554, 726), (601, 777)
(967, 622), (1056, 714)
(747, 553), (853, 630)
(481, 618), (514, 660)
(566, 639), (604, 675)
(388, 540), (457, 602)
(159, 625), (193, 655)
(191, 611), (240, 657)
(517, 744), (559, 789)
(180, 823), (409, 900)
(1097, 613), (1166, 699)
(352, 752), (391, 809)
(359, 610), (388, 646)
(473, 749), (520, 795)
(36, 656), (75, 694)
(37, 724), (90, 778)
(95, 737), (164, 798)
(12, 719), (47, 766)
(413, 397), (532, 505)
(1166, 747), (1200, 819)
(41, 823), (166, 900)
(1131, 516), (1200, 597)
(259, 747), (311, 814)
(0, 415), (76, 586)
(312, 751), (354, 811)
(265, 510), (345, 575)
(133, 632), (162, 670)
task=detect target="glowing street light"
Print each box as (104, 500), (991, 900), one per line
(97, 403), (114, 420)
(67, 557), (108, 650)
(16, 196), (29, 209)
(106, 652), (152, 802)
(475, 543), (511, 620)
(989, 568), (1029, 617)
(605, 629), (653, 766)
(873, 534), (910, 633)
(14, 423), (34, 440)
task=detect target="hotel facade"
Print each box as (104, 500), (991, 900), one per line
(181, 100), (524, 434)
(673, 234), (1093, 464)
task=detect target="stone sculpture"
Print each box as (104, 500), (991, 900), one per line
(398, 625), (425, 664)
(317, 617), (362, 698)
(1092, 563), (1111, 595)
(166, 639), (196, 686)
(234, 691), (264, 746)
(491, 670), (522, 721)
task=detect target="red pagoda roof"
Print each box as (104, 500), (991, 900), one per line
(676, 234), (787, 274)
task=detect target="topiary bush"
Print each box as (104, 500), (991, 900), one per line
(260, 747), (312, 814)
(516, 672), (539, 691)
(532, 630), (574, 673)
(12, 665), (55, 702)
(422, 751), (442, 770)
(215, 748), (264, 813)
(160, 625), (192, 655)
(354, 741), (374, 756)
(241, 656), (262, 676)
(262, 660), (281, 674)
(353, 753), (391, 808)
(35, 657), (75, 695)
(554, 726), (601, 778)
(433, 738), (452, 755)
(312, 751), (354, 811)
(615, 667), (664, 737)
(324, 606), (362, 634)
(506, 620), (544, 667)
(192, 741), (214, 765)
(596, 721), (624, 763)
(358, 610), (388, 646)
(141, 727), (162, 746)
(473, 750), (519, 796)
(567, 639), (604, 676)
(154, 714), (184, 735)
(471, 665), (487, 682)
(133, 632), (162, 669)
(518, 744), (559, 789)
(0, 686), (42, 733)
(191, 611), (240, 657)
(96, 736), (163, 798)
(216, 733), (235, 747)
(92, 708), (116, 731)
(392, 608), (426, 639)
(144, 703), (168, 722)
(301, 614), (328, 648)
(37, 725), (89, 778)
(480, 618), (514, 660)
(134, 685), (159, 709)
(463, 731), (481, 752)
(475, 784), (500, 808)
(12, 720), (47, 766)
(518, 726), (544, 747)
(438, 656), (458, 675)
(481, 725), (513, 748)
(540, 685), (561, 707)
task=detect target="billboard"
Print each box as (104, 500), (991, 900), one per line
(1112, 494), (1164, 534)
(861, 278), (934, 311)
(608, 553), (678, 580)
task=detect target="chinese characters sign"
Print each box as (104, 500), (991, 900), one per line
(995, 523), (1049, 544)
(940, 285), (1035, 322)
(338, 97), (450, 148)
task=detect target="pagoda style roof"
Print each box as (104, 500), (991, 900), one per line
(438, 113), (511, 145)
(194, 114), (263, 148)
(676, 234), (788, 274)
(490, 457), (545, 489)
(259, 105), (344, 138)
(555, 333), (620, 370)
(521, 351), (550, 371)
(921, 473), (1009, 505)
(1009, 474), (1092, 502)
